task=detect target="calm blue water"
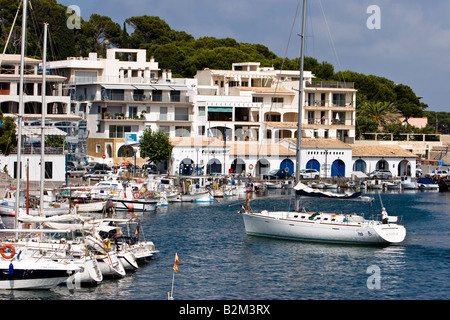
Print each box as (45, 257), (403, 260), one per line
(0, 189), (449, 300)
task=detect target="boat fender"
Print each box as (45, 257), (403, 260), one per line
(1, 244), (16, 259)
(9, 262), (13, 276)
(103, 239), (111, 250)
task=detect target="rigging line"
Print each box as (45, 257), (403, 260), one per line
(2, 0), (23, 56)
(317, 0), (345, 83)
(256, 0), (302, 164)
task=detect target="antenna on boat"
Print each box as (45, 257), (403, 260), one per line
(295, 0), (307, 212)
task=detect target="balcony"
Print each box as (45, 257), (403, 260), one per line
(12, 145), (64, 155)
(94, 92), (191, 103)
(306, 81), (355, 89)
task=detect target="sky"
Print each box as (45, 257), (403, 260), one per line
(57, 0), (450, 113)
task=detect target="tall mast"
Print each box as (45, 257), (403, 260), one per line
(295, 0), (307, 211)
(15, 0), (27, 236)
(39, 23), (48, 217)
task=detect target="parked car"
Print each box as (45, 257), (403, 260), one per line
(66, 166), (86, 178)
(142, 163), (158, 174)
(426, 170), (448, 179)
(298, 169), (320, 179)
(83, 170), (110, 181)
(263, 169), (293, 180)
(368, 169), (393, 179)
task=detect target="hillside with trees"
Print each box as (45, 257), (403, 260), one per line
(0, 0), (448, 136)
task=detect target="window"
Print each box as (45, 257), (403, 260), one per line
(198, 106), (205, 116)
(333, 93), (346, 106)
(170, 90), (181, 102)
(252, 97), (263, 103)
(13, 161), (22, 179)
(308, 93), (315, 106)
(175, 107), (189, 121)
(96, 145), (101, 153)
(45, 162), (53, 179)
(104, 89), (124, 100)
(152, 90), (162, 101)
(109, 125), (132, 138)
(129, 106), (138, 118)
(271, 97), (284, 103)
(160, 107), (167, 120)
(308, 111), (315, 124)
(175, 126), (191, 137)
(159, 126), (170, 134)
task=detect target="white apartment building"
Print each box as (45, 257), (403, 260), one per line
(194, 62), (357, 144)
(48, 48), (196, 167)
(0, 54), (72, 182)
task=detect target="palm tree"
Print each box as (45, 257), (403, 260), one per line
(357, 101), (402, 127)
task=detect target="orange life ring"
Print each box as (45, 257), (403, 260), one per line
(145, 191), (154, 198)
(133, 191), (141, 199)
(0, 244), (15, 259)
(249, 164), (254, 170)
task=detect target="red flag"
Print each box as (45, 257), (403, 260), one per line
(173, 253), (180, 272)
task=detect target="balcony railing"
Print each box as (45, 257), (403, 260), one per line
(306, 81), (354, 89)
(95, 92), (191, 103)
(12, 146), (64, 155)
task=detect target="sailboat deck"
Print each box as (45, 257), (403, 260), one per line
(251, 210), (376, 227)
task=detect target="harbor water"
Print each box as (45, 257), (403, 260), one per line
(0, 189), (448, 300)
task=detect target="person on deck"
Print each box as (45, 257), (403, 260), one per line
(381, 207), (389, 224)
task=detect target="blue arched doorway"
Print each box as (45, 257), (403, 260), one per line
(331, 159), (345, 177)
(306, 159), (320, 171)
(179, 158), (194, 175)
(353, 159), (366, 173)
(280, 159), (294, 176)
(207, 158), (222, 175)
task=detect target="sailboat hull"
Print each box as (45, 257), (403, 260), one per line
(0, 260), (78, 290)
(242, 211), (405, 245)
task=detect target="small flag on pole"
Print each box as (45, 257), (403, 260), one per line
(173, 253), (180, 272)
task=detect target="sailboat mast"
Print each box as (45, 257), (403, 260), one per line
(295, 0), (307, 211)
(15, 0), (27, 236)
(39, 23), (48, 218)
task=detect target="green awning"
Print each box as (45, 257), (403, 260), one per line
(208, 107), (233, 112)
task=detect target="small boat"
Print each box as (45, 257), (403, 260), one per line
(384, 180), (402, 190)
(266, 182), (282, 189)
(366, 180), (383, 189)
(156, 193), (169, 207)
(400, 176), (417, 190)
(417, 178), (439, 190)
(0, 251), (81, 290)
(438, 178), (450, 192)
(180, 190), (214, 202)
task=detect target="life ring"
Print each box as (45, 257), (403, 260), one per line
(249, 164), (254, 170)
(145, 191), (154, 198)
(133, 191), (141, 199)
(0, 244), (15, 259)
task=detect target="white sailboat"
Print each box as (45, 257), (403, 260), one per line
(0, 6), (85, 289)
(241, 0), (406, 245)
